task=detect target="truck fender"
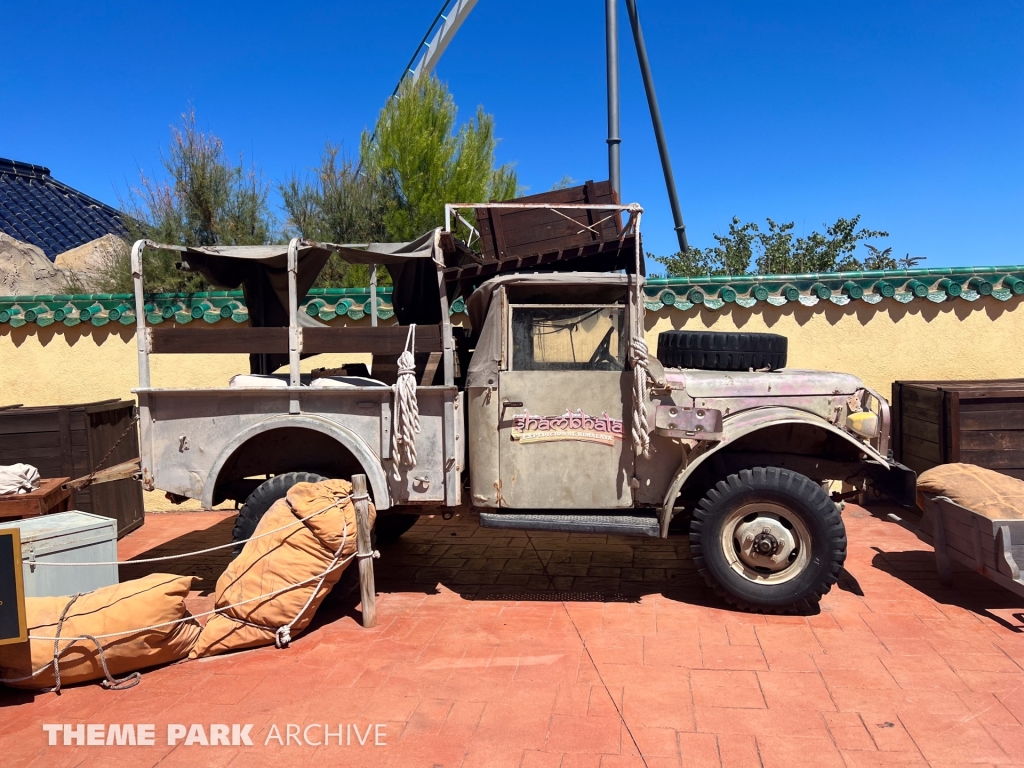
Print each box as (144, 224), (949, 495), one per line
(200, 414), (391, 510)
(658, 405), (887, 536)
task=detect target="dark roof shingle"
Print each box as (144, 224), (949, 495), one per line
(0, 157), (127, 260)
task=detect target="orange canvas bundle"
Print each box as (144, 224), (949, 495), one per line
(190, 479), (371, 658)
(917, 463), (1024, 520)
(0, 573), (200, 690)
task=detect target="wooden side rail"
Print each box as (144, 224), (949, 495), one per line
(303, 325), (442, 355)
(147, 324), (443, 355)
(148, 327), (287, 354)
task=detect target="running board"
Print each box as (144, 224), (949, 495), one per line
(478, 512), (661, 538)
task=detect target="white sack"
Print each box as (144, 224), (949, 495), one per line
(0, 463), (41, 495)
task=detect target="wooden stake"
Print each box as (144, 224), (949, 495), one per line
(352, 474), (377, 628)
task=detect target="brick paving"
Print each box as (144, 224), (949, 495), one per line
(3, 503), (1024, 766)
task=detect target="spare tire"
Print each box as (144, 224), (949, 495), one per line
(657, 331), (787, 371)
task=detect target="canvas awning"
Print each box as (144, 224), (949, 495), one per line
(163, 229), (448, 331)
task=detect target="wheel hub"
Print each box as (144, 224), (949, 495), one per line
(732, 513), (800, 576)
(717, 501), (814, 585)
(752, 530), (779, 555)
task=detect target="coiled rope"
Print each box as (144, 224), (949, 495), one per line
(391, 324), (420, 478)
(630, 336), (652, 458)
(626, 208), (652, 458)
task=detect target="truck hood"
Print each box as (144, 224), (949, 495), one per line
(663, 368), (864, 399)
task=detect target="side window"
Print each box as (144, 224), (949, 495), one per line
(510, 305), (625, 371)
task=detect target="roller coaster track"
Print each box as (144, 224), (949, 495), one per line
(392, 0), (479, 96)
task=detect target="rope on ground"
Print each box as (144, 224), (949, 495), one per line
(391, 324), (420, 478)
(26, 593), (141, 694)
(44, 592), (79, 694)
(22, 501), (343, 567)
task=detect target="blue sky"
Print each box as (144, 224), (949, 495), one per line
(1, 0), (1021, 269)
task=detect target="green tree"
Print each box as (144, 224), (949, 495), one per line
(654, 217), (759, 276)
(360, 75), (519, 242)
(655, 215), (891, 276)
(99, 107), (276, 293)
(861, 245), (899, 270)
(757, 215), (888, 274)
(281, 143), (392, 288)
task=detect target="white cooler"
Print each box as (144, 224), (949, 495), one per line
(2, 511), (118, 597)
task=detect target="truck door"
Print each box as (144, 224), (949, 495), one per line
(497, 303), (634, 508)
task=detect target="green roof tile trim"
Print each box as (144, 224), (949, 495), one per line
(0, 287), (400, 328)
(643, 265), (1024, 312)
(1, 266), (1023, 327)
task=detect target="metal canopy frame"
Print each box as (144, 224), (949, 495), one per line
(130, 236), (456, 411)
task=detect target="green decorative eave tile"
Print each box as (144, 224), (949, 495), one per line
(641, 265), (1024, 312)
(2, 266), (1023, 326)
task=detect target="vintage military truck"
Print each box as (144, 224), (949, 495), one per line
(130, 195), (914, 613)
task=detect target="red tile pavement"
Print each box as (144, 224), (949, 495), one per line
(3, 503), (1024, 767)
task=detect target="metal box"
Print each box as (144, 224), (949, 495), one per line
(4, 511), (118, 597)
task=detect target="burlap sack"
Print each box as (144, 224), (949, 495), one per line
(917, 463), (1024, 520)
(190, 479), (371, 658)
(0, 573), (200, 690)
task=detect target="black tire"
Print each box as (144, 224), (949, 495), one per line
(657, 331), (787, 371)
(231, 472), (325, 554)
(374, 512), (419, 545)
(689, 467), (846, 613)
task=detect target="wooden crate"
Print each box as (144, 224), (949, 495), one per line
(892, 380), (1024, 480)
(0, 478), (73, 519)
(475, 180), (623, 262)
(0, 400), (144, 537)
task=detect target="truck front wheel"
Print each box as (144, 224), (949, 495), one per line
(689, 467), (846, 613)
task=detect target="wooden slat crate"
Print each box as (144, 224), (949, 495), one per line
(0, 400), (144, 537)
(892, 379), (1024, 480)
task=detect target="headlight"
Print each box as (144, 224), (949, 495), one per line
(845, 410), (879, 439)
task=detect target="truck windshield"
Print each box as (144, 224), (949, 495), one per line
(510, 305), (626, 371)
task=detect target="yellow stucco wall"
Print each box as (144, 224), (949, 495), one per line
(0, 322), (377, 407)
(2, 295), (1021, 409)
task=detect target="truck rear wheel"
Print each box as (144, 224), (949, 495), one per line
(689, 467), (846, 613)
(230, 472), (419, 555)
(231, 472), (325, 554)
